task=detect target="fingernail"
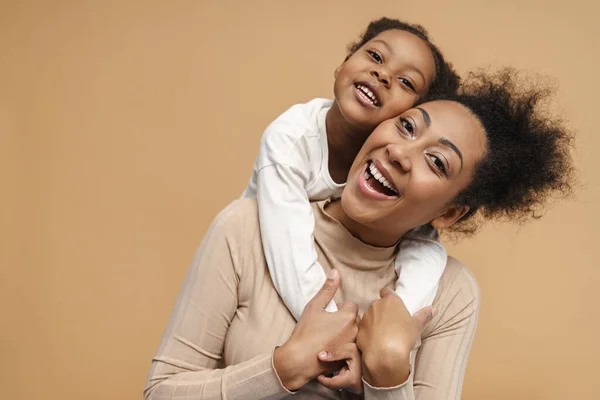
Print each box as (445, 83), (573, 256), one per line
(327, 270), (338, 280)
(318, 351), (328, 358)
(431, 307), (438, 317)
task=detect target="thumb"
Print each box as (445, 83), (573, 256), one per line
(413, 306), (437, 331)
(379, 287), (396, 299)
(308, 269), (340, 310)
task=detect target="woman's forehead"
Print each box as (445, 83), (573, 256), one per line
(414, 100), (478, 133)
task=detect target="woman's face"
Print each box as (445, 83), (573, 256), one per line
(341, 100), (487, 240)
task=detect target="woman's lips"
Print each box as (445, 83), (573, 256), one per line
(357, 161), (400, 200)
(370, 159), (398, 194)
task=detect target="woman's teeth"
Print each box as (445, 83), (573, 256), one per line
(365, 162), (399, 195)
(356, 84), (380, 106)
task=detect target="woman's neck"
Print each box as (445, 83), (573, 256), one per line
(325, 199), (410, 248)
(325, 102), (372, 184)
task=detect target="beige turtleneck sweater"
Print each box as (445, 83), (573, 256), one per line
(144, 198), (479, 399)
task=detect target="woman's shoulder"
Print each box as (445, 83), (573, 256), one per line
(209, 198), (260, 236)
(423, 257), (480, 337)
(438, 256), (480, 301)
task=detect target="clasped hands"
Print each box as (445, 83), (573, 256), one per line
(273, 269), (436, 394)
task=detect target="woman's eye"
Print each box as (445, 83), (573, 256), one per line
(367, 50), (382, 64)
(398, 77), (415, 91)
(399, 118), (415, 137)
(428, 154), (448, 176)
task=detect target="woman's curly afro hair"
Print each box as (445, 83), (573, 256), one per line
(436, 68), (575, 235)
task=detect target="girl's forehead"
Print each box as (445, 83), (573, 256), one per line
(368, 29), (428, 49)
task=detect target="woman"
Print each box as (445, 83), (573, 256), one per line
(144, 70), (573, 399)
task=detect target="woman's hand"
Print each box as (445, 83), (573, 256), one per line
(273, 269), (359, 391)
(357, 288), (436, 388)
(316, 343), (363, 394)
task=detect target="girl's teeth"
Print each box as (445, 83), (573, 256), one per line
(357, 85), (378, 105)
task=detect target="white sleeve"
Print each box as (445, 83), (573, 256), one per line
(394, 226), (447, 315)
(256, 163), (337, 321)
(249, 118), (337, 321)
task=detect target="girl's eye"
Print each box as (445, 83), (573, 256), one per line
(399, 117), (415, 137)
(367, 50), (383, 64)
(398, 77), (415, 91)
(428, 154), (448, 176)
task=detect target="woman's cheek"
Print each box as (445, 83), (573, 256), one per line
(407, 176), (440, 201)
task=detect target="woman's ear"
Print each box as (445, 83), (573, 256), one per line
(430, 205), (470, 230)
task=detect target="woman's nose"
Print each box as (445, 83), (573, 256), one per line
(386, 143), (412, 173)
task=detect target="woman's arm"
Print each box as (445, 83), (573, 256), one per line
(144, 201), (360, 400)
(144, 203), (291, 400)
(357, 264), (479, 400)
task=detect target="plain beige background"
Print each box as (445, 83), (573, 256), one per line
(1, 0), (599, 399)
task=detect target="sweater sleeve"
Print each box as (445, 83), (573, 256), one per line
(363, 264), (480, 400)
(394, 226), (448, 315)
(247, 117), (337, 321)
(144, 202), (291, 400)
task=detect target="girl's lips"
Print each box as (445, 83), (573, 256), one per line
(353, 84), (380, 109)
(357, 162), (400, 200)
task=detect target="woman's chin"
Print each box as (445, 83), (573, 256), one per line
(340, 194), (380, 225)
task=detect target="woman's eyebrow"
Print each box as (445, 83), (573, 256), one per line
(416, 107), (431, 127)
(439, 137), (464, 171)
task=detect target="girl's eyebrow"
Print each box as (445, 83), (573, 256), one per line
(371, 39), (428, 85)
(371, 39), (392, 53)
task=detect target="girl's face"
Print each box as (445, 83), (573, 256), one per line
(341, 101), (488, 243)
(333, 29), (437, 131)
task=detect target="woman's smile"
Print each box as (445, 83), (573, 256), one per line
(358, 159), (401, 200)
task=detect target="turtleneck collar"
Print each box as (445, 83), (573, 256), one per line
(313, 200), (398, 269)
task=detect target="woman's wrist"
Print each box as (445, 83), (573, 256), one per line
(273, 343), (311, 391)
(361, 346), (411, 388)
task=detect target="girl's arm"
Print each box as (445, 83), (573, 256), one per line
(247, 115), (338, 320)
(256, 162), (336, 320)
(394, 227), (447, 315)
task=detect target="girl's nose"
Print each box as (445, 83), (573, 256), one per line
(371, 69), (391, 88)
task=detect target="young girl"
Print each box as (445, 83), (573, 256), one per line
(243, 18), (460, 320)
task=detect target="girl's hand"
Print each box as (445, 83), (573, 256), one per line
(357, 288), (436, 388)
(273, 270), (359, 391)
(316, 343), (363, 394)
